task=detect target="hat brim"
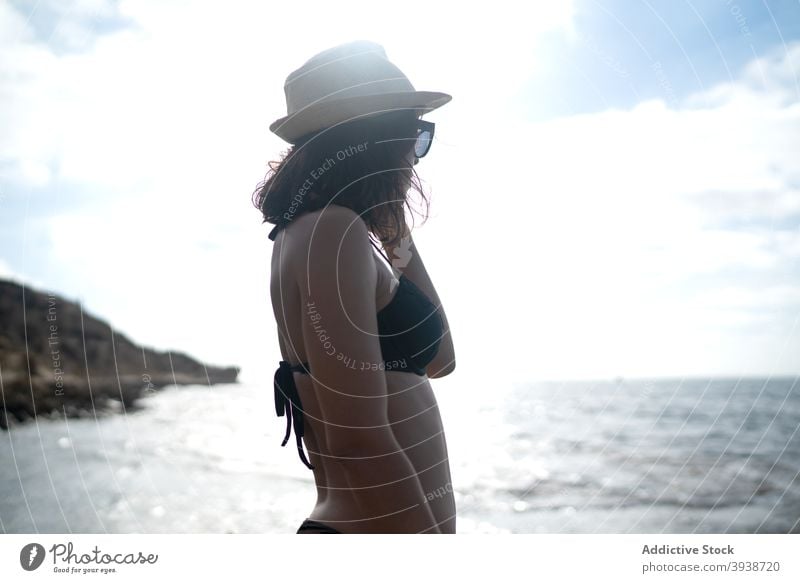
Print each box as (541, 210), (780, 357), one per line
(269, 91), (452, 144)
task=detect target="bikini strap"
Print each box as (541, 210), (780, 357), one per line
(268, 223), (283, 241)
(273, 360), (315, 470)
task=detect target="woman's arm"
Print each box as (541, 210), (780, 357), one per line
(384, 232), (456, 378)
(294, 206), (441, 533)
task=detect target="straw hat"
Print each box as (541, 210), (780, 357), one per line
(269, 40), (451, 143)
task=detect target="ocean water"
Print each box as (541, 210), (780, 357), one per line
(0, 377), (797, 534)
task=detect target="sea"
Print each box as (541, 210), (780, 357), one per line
(1, 376), (798, 534)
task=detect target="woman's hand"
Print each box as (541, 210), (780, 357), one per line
(385, 236), (414, 269)
(383, 223), (414, 269)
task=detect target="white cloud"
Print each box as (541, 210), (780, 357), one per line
(0, 256), (48, 290)
(0, 0), (579, 382)
(0, 257), (14, 279)
(1, 0), (797, 380)
(691, 41), (800, 108)
(0, 0), (35, 46)
(416, 41), (800, 380)
(1, 0), (576, 191)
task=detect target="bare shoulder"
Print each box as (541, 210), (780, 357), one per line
(282, 206), (373, 277)
(293, 205), (368, 240)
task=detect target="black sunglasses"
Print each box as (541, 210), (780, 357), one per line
(414, 119), (435, 158)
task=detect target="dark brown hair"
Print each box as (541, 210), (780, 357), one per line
(251, 109), (430, 249)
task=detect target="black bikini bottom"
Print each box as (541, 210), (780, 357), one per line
(296, 518), (342, 534)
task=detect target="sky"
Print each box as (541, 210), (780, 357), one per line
(0, 0), (798, 386)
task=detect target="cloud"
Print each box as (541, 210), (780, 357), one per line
(0, 0), (577, 191)
(688, 41), (800, 109)
(0, 256), (48, 290)
(0, 257), (14, 279)
(0, 0), (579, 380)
(1, 1), (797, 380)
(417, 39), (800, 379)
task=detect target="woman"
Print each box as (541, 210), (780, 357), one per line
(252, 40), (456, 534)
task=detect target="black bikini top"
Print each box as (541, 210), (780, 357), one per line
(269, 218), (444, 469)
(269, 219), (443, 373)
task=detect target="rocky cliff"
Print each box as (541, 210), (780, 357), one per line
(0, 278), (240, 428)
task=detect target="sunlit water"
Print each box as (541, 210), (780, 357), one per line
(1, 377), (797, 533)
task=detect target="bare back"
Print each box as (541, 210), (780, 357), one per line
(270, 207), (456, 533)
